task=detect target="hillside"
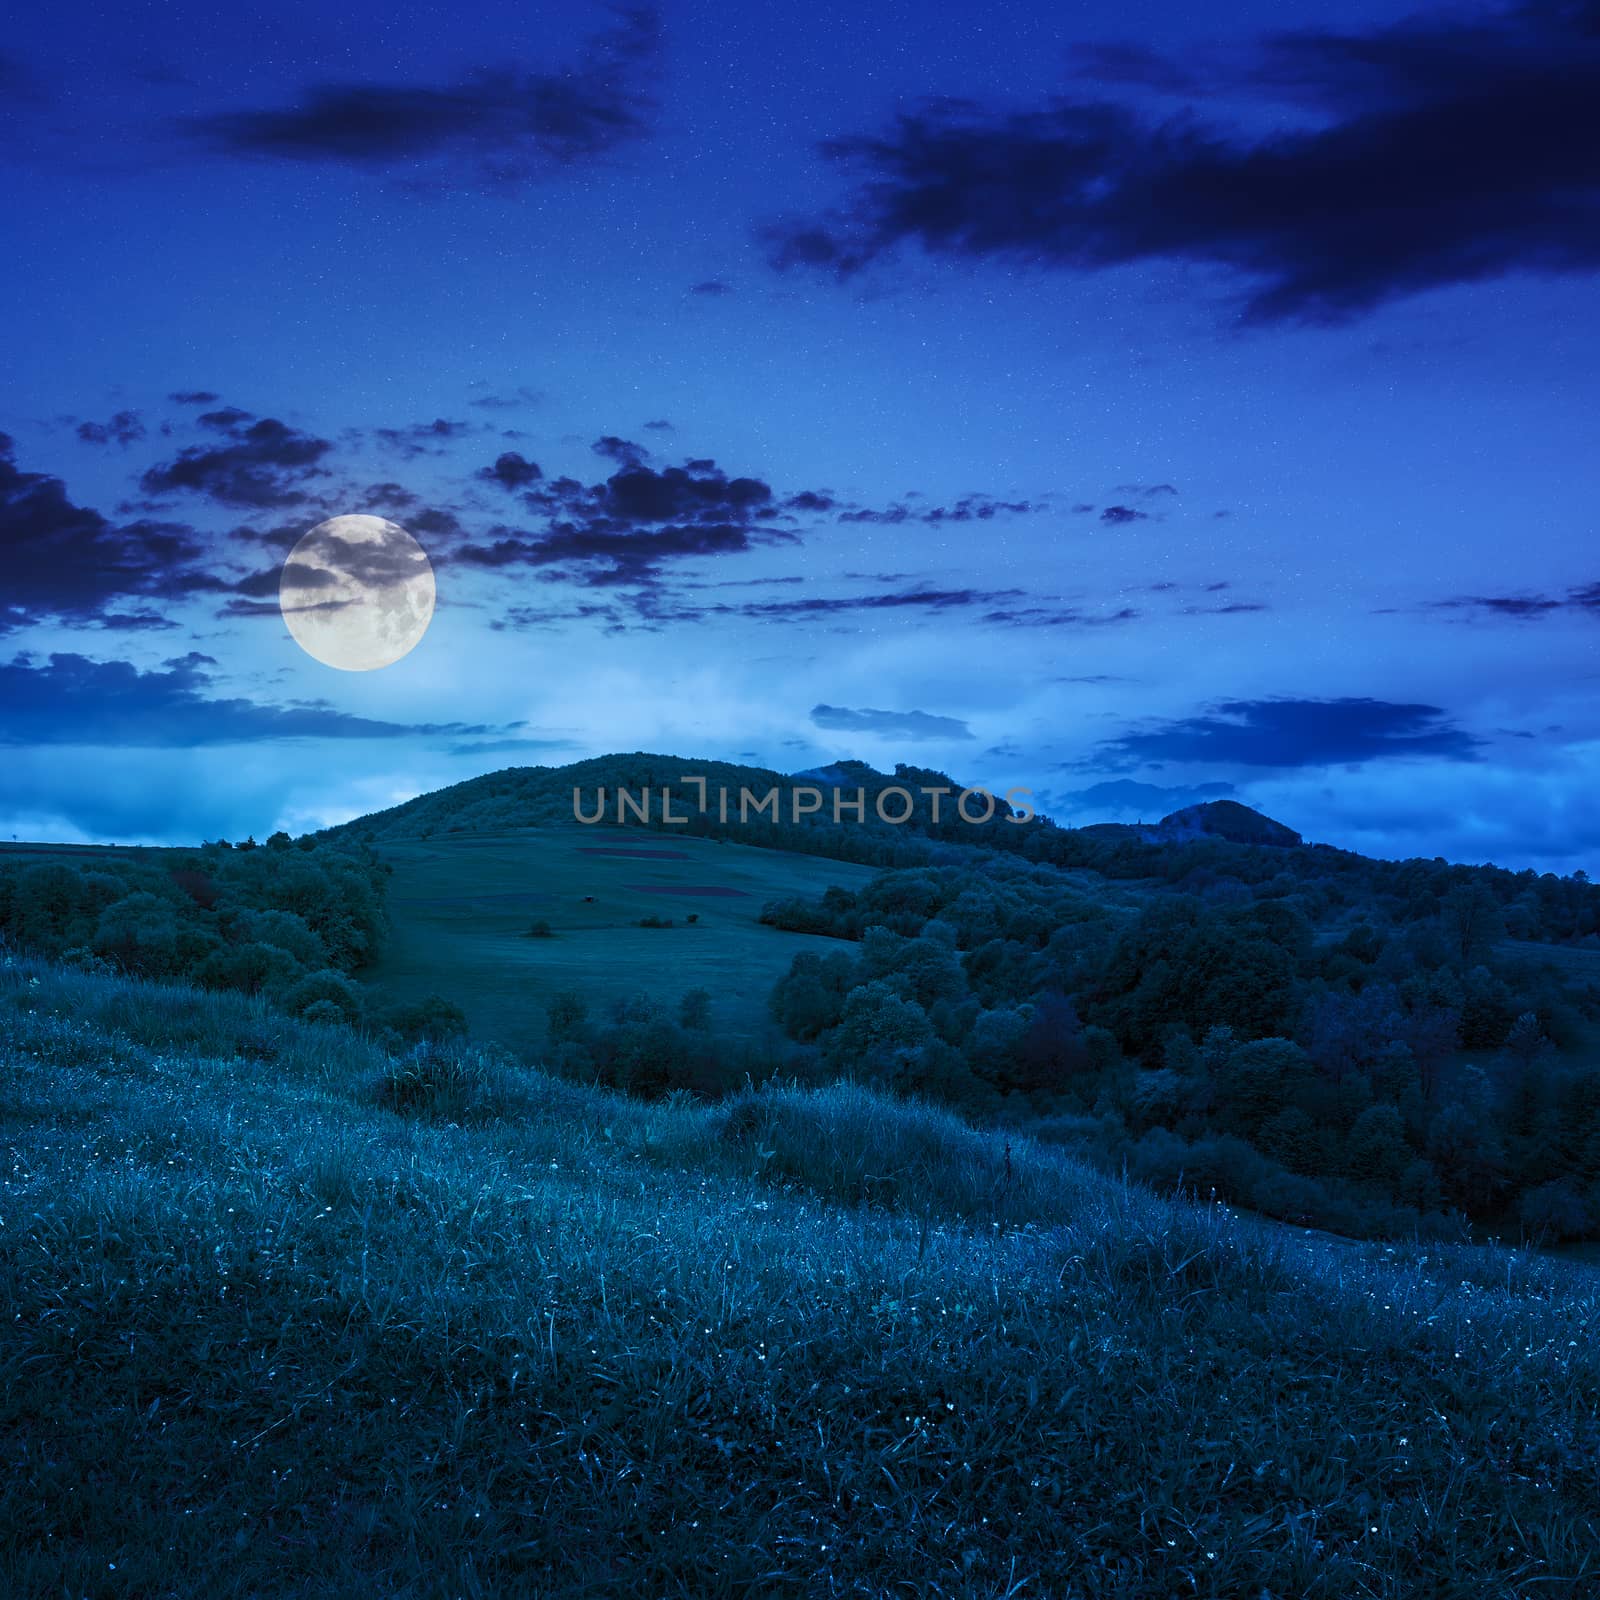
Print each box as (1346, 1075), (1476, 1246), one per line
(1157, 798), (1305, 848)
(365, 827), (880, 1053)
(11, 756), (1600, 1247)
(1076, 799), (1303, 849)
(5, 951), (1600, 1596)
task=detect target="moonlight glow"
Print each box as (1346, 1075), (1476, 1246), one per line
(278, 514), (436, 672)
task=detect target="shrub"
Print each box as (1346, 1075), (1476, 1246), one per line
(1521, 1180), (1590, 1242)
(284, 968), (364, 1025)
(375, 1041), (518, 1121)
(382, 993), (469, 1045)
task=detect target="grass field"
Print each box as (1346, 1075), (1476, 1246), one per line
(6, 952), (1600, 1597)
(363, 826), (879, 1054)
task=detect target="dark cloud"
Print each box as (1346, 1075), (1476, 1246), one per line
(839, 495), (1037, 525)
(593, 434), (649, 466)
(494, 599), (624, 629)
(169, 389), (221, 406)
(0, 652), (510, 746)
(1104, 696), (1482, 768)
(94, 610), (181, 633)
(637, 583), (1133, 632)
(478, 451), (543, 492)
(197, 406), (254, 431)
(187, 9), (660, 183)
(768, 3), (1600, 322)
(1430, 587), (1596, 620)
(729, 586), (1025, 621)
(596, 458), (773, 524)
(459, 519), (790, 589)
(372, 418), (471, 458)
(141, 410), (332, 508)
(452, 448), (803, 588)
(0, 433), (226, 632)
(979, 602), (1140, 628)
(76, 410), (146, 447)
(362, 481), (420, 513)
(690, 279), (733, 296)
(643, 418), (674, 432)
(811, 703), (975, 742)
(406, 506), (466, 542)
(785, 490), (837, 513)
(1099, 505), (1147, 525)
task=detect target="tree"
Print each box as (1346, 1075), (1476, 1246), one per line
(547, 989), (590, 1044)
(1259, 1107), (1319, 1175)
(823, 982), (934, 1084)
(1402, 1004), (1459, 1100)
(1010, 992), (1086, 1093)
(1442, 884), (1503, 967)
(1520, 1181), (1590, 1242)
(967, 1005), (1032, 1091)
(383, 993), (468, 1044)
(771, 951), (854, 1041)
(1505, 1010), (1546, 1068)
(679, 987), (713, 1031)
(197, 941), (298, 997)
(1215, 1038), (1313, 1136)
(1345, 1104), (1410, 1191)
(92, 892), (185, 977)
(1427, 1088), (1507, 1213)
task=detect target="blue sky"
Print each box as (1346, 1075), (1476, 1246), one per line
(4, 0), (1599, 868)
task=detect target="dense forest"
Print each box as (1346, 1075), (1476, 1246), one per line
(758, 854), (1600, 1240)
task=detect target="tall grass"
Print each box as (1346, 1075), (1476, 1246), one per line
(3, 952), (1599, 1597)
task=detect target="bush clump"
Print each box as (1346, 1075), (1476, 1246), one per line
(375, 1041), (520, 1122)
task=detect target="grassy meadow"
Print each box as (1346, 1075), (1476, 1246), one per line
(363, 827), (879, 1053)
(5, 950), (1600, 1597)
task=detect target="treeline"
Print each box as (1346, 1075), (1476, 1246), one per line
(759, 860), (1600, 1240)
(0, 837), (406, 1033)
(540, 986), (792, 1098)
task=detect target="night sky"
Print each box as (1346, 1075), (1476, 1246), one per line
(5, 1), (1598, 870)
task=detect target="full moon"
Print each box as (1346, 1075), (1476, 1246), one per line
(279, 514), (436, 672)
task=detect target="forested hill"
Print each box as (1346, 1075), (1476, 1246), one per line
(321, 753), (1600, 946)
(313, 752), (1600, 1241)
